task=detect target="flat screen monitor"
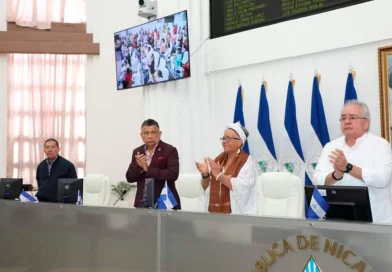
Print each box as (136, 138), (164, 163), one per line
(22, 184), (33, 192)
(0, 178), (23, 200)
(57, 178), (83, 204)
(114, 10), (190, 90)
(305, 185), (372, 222)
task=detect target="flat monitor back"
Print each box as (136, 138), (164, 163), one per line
(305, 185), (372, 222)
(141, 178), (155, 208)
(0, 178), (23, 200)
(57, 178), (83, 204)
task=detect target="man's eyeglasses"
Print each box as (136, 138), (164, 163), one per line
(339, 115), (368, 122)
(44, 145), (58, 150)
(142, 131), (159, 136)
(220, 136), (241, 142)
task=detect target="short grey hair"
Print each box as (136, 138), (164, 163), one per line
(341, 100), (371, 121)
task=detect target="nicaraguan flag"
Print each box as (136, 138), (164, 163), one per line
(305, 75), (330, 184)
(307, 187), (329, 219)
(344, 72), (357, 103)
(157, 182), (177, 210)
(256, 82), (278, 172)
(19, 190), (37, 202)
(76, 190), (83, 205)
(279, 80), (312, 185)
(233, 85), (250, 154)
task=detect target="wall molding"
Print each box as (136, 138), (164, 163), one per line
(0, 22), (99, 54)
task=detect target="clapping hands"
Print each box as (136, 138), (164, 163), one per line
(135, 152), (148, 172)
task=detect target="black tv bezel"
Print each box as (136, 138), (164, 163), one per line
(114, 10), (191, 91)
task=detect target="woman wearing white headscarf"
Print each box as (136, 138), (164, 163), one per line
(195, 122), (258, 215)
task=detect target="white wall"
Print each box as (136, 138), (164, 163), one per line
(142, 0), (213, 173)
(209, 39), (392, 163)
(0, 0), (7, 178)
(85, 0), (145, 184)
(202, 0), (392, 164)
(140, 0), (392, 175)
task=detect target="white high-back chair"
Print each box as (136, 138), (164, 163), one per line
(83, 174), (111, 206)
(258, 172), (305, 218)
(177, 173), (205, 212)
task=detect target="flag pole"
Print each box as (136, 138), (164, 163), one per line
(348, 63), (353, 73)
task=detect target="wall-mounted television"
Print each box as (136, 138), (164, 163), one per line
(114, 10), (190, 90)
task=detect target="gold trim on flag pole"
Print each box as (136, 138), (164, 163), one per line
(348, 64), (356, 80)
(263, 81), (268, 91)
(262, 74), (268, 91)
(289, 70), (295, 87)
(315, 69), (321, 85)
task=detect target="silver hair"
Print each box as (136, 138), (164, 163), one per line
(341, 100), (371, 120)
(239, 124), (249, 138)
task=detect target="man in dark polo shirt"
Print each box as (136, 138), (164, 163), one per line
(35, 138), (77, 202)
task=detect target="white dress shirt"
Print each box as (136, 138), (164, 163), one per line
(314, 132), (392, 223)
(204, 156), (258, 215)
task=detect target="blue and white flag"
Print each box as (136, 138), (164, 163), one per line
(344, 72), (357, 103)
(256, 82), (278, 173)
(76, 190), (83, 206)
(306, 75), (330, 183)
(234, 84), (250, 154)
(19, 190), (37, 202)
(307, 187), (329, 219)
(279, 80), (312, 185)
(157, 182), (177, 210)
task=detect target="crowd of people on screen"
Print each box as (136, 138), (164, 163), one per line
(115, 15), (190, 89)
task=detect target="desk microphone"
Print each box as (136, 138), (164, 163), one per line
(113, 190), (127, 206)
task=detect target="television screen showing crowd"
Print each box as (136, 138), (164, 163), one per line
(114, 10), (190, 90)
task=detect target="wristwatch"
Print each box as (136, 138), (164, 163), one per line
(201, 173), (210, 179)
(344, 163), (353, 173)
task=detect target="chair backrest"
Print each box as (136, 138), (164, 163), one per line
(83, 174), (111, 206)
(258, 172), (304, 218)
(176, 173), (205, 212)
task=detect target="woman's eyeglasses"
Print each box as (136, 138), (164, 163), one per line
(220, 136), (241, 142)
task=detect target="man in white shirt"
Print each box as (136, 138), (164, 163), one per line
(314, 100), (392, 223)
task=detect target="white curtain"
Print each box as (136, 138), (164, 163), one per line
(7, 54), (87, 186)
(142, 0), (215, 173)
(7, 0), (86, 29)
(6, 0), (87, 186)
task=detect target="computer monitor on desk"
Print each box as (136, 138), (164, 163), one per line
(22, 184), (33, 192)
(0, 178), (23, 200)
(57, 178), (83, 204)
(305, 185), (373, 222)
(140, 178), (155, 208)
